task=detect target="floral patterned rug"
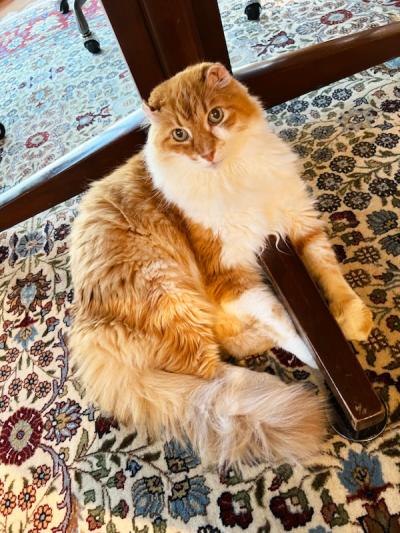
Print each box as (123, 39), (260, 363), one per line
(1, 1), (400, 532)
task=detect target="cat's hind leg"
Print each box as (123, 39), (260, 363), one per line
(219, 284), (317, 368)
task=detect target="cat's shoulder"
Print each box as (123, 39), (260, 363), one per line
(81, 152), (153, 209)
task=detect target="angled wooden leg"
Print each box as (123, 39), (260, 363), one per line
(260, 236), (387, 440)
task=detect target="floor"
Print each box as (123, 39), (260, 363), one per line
(0, 2), (400, 532)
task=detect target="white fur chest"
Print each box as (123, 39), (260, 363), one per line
(145, 126), (306, 269)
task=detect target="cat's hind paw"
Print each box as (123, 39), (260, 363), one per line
(331, 296), (373, 342)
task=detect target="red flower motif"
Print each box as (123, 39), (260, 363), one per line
(38, 351), (53, 367)
(270, 488), (314, 530)
(0, 395), (9, 413)
(76, 112), (95, 131)
(33, 504), (52, 530)
(0, 491), (16, 516)
(24, 372), (39, 391)
(30, 340), (46, 357)
(33, 465), (51, 487)
(25, 132), (49, 149)
(18, 485), (36, 511)
(0, 407), (43, 465)
(87, 515), (102, 531)
(269, 30), (295, 49)
(321, 9), (353, 25)
(217, 491), (253, 529)
(6, 348), (20, 363)
(8, 377), (23, 397)
(115, 470), (126, 489)
(113, 499), (129, 518)
(86, 507), (105, 531)
(95, 415), (119, 438)
(35, 381), (51, 398)
(0, 364), (11, 383)
(8, 271), (51, 315)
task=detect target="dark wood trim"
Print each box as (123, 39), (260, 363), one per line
(235, 22), (400, 107)
(260, 237), (385, 432)
(101, 0), (166, 99)
(140, 0), (204, 77)
(0, 112), (146, 232)
(190, 0), (231, 69)
(139, 0), (231, 78)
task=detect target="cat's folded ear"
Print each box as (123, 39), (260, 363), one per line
(206, 63), (232, 89)
(142, 100), (160, 123)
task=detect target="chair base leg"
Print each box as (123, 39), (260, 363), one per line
(245, 1), (261, 20)
(60, 0), (70, 14)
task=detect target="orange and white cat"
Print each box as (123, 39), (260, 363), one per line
(69, 63), (373, 466)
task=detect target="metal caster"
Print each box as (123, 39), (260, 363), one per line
(245, 1), (261, 20)
(60, 0), (70, 14)
(84, 39), (101, 54)
(0, 123), (5, 140)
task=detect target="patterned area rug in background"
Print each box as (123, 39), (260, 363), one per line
(1, 1), (400, 532)
(0, 0), (141, 194)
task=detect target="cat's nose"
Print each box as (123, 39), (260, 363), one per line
(201, 150), (215, 162)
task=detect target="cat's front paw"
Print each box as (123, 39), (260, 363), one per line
(330, 296), (373, 341)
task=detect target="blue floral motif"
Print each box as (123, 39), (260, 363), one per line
(312, 94), (332, 108)
(379, 233), (400, 257)
(44, 399), (82, 444)
(20, 283), (37, 308)
(131, 476), (164, 518)
(338, 450), (384, 495)
(332, 88), (352, 101)
(16, 232), (45, 258)
(287, 100), (309, 113)
(14, 325), (38, 349)
(164, 439), (200, 473)
(311, 125), (335, 139)
(286, 113), (306, 126)
(126, 458), (142, 477)
(168, 476), (210, 523)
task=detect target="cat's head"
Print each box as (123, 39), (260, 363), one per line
(143, 63), (263, 169)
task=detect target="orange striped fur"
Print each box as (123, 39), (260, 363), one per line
(69, 63), (372, 466)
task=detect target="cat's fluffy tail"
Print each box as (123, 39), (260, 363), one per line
(141, 365), (326, 466)
(72, 328), (326, 465)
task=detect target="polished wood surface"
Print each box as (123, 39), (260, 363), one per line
(101, 0), (165, 99)
(140, 0), (231, 77)
(236, 22), (400, 107)
(260, 236), (386, 432)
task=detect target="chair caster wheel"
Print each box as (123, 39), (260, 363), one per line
(245, 2), (261, 20)
(84, 39), (101, 54)
(60, 0), (69, 14)
(0, 123), (5, 140)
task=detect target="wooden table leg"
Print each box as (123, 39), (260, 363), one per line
(260, 236), (387, 440)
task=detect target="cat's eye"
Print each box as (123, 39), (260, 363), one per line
(208, 107), (224, 125)
(172, 128), (189, 142)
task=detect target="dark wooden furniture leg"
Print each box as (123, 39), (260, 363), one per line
(260, 236), (387, 440)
